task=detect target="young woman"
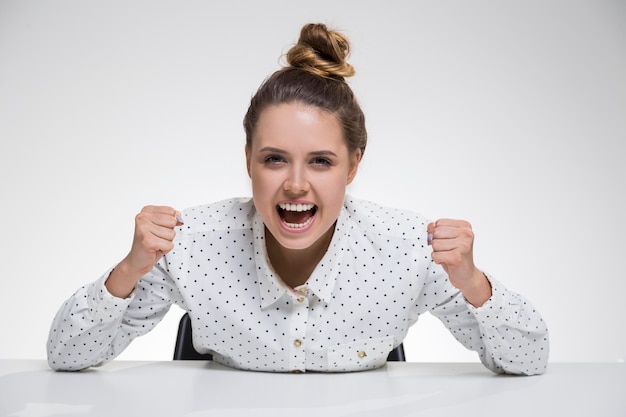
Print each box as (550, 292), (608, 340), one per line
(47, 23), (549, 374)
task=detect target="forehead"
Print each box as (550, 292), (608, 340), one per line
(252, 103), (346, 152)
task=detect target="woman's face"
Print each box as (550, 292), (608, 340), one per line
(246, 102), (360, 251)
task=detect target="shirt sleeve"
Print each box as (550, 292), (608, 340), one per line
(46, 263), (180, 371)
(414, 255), (549, 375)
(461, 274), (550, 375)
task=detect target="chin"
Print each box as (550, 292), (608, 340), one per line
(272, 230), (319, 251)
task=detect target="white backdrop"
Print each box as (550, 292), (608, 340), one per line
(1, 0), (624, 364)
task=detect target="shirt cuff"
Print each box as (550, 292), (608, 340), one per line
(92, 269), (135, 322)
(465, 274), (510, 328)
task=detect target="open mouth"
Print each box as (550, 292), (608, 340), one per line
(277, 202), (317, 230)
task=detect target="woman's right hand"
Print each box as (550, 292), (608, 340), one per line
(105, 206), (183, 298)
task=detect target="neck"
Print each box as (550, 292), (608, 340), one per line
(265, 225), (335, 288)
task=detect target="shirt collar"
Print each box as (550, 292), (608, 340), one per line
(252, 205), (350, 309)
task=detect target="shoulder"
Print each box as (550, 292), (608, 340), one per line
(343, 195), (430, 240)
(178, 197), (256, 236)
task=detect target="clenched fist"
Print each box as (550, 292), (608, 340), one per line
(105, 206), (183, 298)
(427, 219), (492, 307)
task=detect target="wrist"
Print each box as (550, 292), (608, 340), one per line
(105, 259), (142, 299)
(460, 269), (492, 308)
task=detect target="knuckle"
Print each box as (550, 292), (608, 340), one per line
(453, 252), (463, 264)
(135, 211), (151, 223)
(140, 235), (155, 248)
(461, 228), (474, 240)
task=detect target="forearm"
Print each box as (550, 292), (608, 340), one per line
(446, 277), (549, 375)
(47, 264), (177, 371)
(47, 273), (132, 371)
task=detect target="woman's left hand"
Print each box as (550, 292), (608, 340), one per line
(427, 219), (492, 307)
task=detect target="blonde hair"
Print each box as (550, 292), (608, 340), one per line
(243, 23), (367, 157)
(285, 23), (355, 79)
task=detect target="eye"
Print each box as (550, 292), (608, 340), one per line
(311, 157), (332, 166)
(264, 155), (285, 164)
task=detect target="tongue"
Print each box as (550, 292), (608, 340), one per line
(282, 209), (312, 224)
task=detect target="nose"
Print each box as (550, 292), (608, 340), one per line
(283, 164), (309, 194)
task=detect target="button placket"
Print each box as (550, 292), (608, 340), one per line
(288, 288), (309, 372)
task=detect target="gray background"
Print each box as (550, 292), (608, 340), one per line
(1, 0), (624, 363)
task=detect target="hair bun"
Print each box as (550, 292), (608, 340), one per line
(286, 23), (355, 79)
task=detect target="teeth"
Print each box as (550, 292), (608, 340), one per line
(279, 203), (315, 212)
(283, 217), (314, 229)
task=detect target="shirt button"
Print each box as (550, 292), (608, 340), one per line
(294, 339), (302, 348)
(297, 297), (305, 303)
(357, 351), (367, 359)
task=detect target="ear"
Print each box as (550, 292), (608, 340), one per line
(346, 149), (362, 185)
(245, 145), (252, 178)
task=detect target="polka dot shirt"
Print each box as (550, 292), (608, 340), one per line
(47, 196), (549, 374)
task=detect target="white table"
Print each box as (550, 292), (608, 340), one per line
(0, 360), (624, 416)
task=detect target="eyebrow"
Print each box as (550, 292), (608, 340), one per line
(258, 147), (338, 157)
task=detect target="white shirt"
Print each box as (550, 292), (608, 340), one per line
(47, 196), (549, 374)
